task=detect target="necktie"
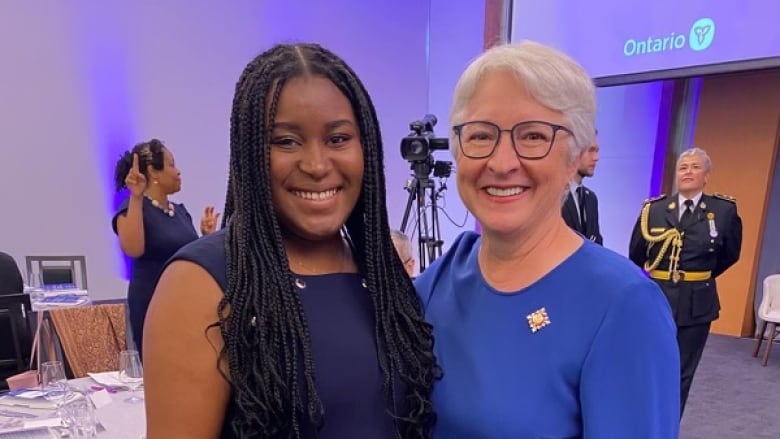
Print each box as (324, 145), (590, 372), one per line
(576, 186), (586, 232)
(680, 199), (694, 228)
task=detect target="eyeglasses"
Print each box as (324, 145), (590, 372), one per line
(452, 120), (574, 160)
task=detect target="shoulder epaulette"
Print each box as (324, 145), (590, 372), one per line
(643, 194), (666, 204)
(714, 192), (737, 203)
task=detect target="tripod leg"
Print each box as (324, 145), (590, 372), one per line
(417, 183), (429, 271)
(400, 179), (417, 234)
(430, 185), (444, 260)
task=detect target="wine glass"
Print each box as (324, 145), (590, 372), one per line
(41, 361), (69, 413)
(27, 271), (44, 301)
(118, 350), (144, 403)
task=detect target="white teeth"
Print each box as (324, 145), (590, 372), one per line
(293, 188), (339, 200)
(485, 187), (525, 197)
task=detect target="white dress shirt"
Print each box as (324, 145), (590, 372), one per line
(678, 192), (703, 220)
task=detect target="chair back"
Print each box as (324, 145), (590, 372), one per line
(48, 304), (127, 378)
(759, 274), (780, 321)
(25, 256), (87, 290)
(0, 294), (33, 373)
(0, 252), (23, 295)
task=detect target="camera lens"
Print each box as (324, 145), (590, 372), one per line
(409, 140), (425, 156)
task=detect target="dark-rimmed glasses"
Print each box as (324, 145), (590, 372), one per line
(452, 120), (574, 160)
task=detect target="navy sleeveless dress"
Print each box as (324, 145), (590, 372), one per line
(112, 196), (198, 352)
(170, 229), (399, 438)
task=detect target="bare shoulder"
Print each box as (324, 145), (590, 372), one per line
(143, 260), (231, 438)
(147, 260), (225, 325)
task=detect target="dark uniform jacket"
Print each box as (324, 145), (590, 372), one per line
(562, 185), (603, 245)
(629, 193), (742, 326)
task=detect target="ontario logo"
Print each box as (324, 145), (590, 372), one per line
(623, 17), (715, 57)
(689, 18), (715, 51)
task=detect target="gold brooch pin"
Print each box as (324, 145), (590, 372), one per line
(527, 308), (551, 333)
(667, 201), (676, 210)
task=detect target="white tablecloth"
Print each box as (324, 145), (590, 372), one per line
(0, 377), (145, 438)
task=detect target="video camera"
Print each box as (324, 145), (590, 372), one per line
(399, 114), (452, 179)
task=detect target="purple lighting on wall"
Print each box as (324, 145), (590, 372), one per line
(649, 81), (675, 197)
(71, 6), (137, 280)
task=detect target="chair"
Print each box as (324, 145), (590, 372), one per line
(0, 252), (24, 295)
(25, 255), (88, 289)
(0, 294), (33, 373)
(0, 253), (30, 379)
(752, 274), (780, 366)
(48, 304), (127, 378)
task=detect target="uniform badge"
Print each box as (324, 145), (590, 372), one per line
(527, 308), (551, 333)
(707, 212), (718, 237)
(700, 201), (707, 209)
(667, 201), (676, 210)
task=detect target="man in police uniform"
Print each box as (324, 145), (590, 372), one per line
(562, 133), (603, 244)
(629, 147), (742, 415)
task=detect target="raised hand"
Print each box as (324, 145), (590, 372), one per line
(200, 206), (221, 235)
(125, 154), (147, 197)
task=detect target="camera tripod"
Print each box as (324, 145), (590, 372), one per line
(400, 169), (445, 272)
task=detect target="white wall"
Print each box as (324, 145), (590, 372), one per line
(590, 82), (667, 254)
(0, 0), (482, 299)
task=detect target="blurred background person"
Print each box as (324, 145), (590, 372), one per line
(391, 229), (416, 277)
(416, 41), (680, 438)
(142, 43), (438, 438)
(112, 139), (220, 356)
(562, 131), (602, 244)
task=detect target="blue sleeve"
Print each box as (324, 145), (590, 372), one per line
(413, 267), (434, 310)
(413, 230), (475, 310)
(111, 196), (131, 235)
(580, 280), (680, 439)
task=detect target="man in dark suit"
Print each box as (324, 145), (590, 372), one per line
(629, 147), (742, 415)
(562, 135), (603, 244)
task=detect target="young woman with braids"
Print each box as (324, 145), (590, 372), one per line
(142, 43), (438, 438)
(112, 139), (220, 355)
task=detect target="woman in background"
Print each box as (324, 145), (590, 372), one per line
(112, 139), (219, 354)
(416, 41), (680, 438)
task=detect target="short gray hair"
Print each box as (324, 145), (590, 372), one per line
(390, 229), (413, 260)
(449, 40), (597, 161)
(677, 147), (712, 172)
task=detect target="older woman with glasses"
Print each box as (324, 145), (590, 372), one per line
(416, 41), (681, 438)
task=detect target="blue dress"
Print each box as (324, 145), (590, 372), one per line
(112, 196), (198, 352)
(169, 229), (399, 438)
(415, 232), (680, 439)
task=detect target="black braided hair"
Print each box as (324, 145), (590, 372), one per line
(219, 43), (438, 438)
(113, 138), (166, 192)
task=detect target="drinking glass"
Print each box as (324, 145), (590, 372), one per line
(61, 390), (97, 438)
(41, 361), (69, 413)
(27, 271), (44, 300)
(118, 350), (144, 403)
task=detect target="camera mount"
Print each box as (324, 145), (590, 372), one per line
(399, 114), (452, 272)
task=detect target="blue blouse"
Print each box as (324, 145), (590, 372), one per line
(416, 232), (680, 439)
